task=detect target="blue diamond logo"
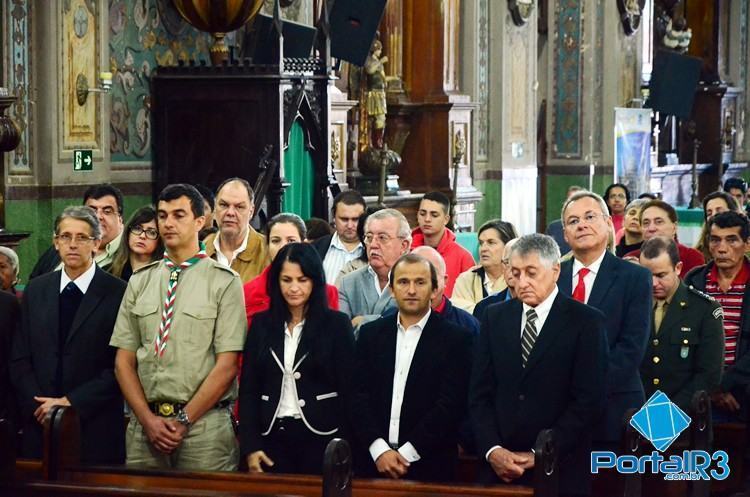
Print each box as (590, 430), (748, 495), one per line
(629, 391), (691, 452)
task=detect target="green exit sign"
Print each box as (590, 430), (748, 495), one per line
(73, 150), (93, 171)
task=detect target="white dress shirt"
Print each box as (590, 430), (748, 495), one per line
(276, 320), (305, 419)
(323, 233), (364, 283)
(571, 250), (606, 304)
(486, 286), (559, 461)
(59, 260), (96, 294)
(368, 264), (387, 297)
(368, 310), (432, 464)
(213, 230), (249, 268)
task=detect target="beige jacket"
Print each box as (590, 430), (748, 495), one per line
(450, 265), (507, 314)
(204, 227), (270, 284)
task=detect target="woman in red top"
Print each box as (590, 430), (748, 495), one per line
(244, 213), (339, 330)
(604, 183), (630, 235)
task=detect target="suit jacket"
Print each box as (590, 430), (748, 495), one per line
(352, 312), (473, 482)
(10, 267), (127, 463)
(472, 289), (512, 321)
(338, 265), (395, 328)
(0, 291), (20, 422)
(28, 245), (61, 280)
(238, 309), (356, 456)
(470, 293), (608, 495)
(312, 234), (334, 260)
(559, 251), (652, 442)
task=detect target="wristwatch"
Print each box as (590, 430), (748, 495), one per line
(176, 408), (192, 429)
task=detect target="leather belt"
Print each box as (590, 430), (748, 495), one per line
(150, 400), (231, 417)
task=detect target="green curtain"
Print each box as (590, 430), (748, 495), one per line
(282, 120), (314, 219)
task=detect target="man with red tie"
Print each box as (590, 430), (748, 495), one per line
(558, 191), (652, 450)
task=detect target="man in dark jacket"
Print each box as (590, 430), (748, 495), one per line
(684, 211), (750, 422)
(312, 190), (366, 284)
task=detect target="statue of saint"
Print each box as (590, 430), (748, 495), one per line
(364, 39), (388, 149)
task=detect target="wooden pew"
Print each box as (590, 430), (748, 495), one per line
(5, 405), (559, 497)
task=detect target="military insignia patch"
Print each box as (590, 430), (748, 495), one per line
(713, 307), (724, 320)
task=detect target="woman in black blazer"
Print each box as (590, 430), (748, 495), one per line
(239, 242), (356, 474)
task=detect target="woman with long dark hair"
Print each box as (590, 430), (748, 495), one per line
(109, 206), (164, 282)
(239, 243), (355, 474)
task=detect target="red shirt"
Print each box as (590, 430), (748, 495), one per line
(705, 260), (750, 366)
(411, 227), (475, 298)
(624, 242), (705, 278)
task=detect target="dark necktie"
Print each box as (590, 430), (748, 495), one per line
(521, 308), (539, 367)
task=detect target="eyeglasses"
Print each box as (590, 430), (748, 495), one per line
(55, 233), (96, 244)
(364, 233), (401, 245)
(565, 212), (607, 228)
(130, 226), (159, 240)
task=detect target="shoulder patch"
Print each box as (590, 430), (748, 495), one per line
(687, 285), (716, 302)
(713, 307), (724, 320)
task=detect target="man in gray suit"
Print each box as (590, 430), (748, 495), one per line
(339, 208), (411, 331)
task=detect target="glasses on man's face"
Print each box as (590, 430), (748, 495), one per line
(565, 212), (607, 228)
(364, 233), (399, 245)
(55, 233), (96, 244)
(130, 225), (159, 240)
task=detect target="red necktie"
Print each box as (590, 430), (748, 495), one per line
(573, 268), (590, 303)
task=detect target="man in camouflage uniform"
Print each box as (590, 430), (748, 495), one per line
(111, 184), (246, 471)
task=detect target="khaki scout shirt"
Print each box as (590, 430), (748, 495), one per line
(110, 257), (247, 404)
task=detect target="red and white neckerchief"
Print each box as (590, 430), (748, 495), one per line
(154, 243), (207, 357)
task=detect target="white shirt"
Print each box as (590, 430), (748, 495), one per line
(571, 250), (606, 304)
(323, 233), (364, 283)
(213, 230), (249, 268)
(368, 264), (387, 297)
(59, 260), (96, 294)
(486, 286), (559, 462)
(520, 286), (559, 339)
(276, 320), (305, 419)
(368, 310), (431, 464)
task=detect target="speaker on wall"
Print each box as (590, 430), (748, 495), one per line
(329, 0), (387, 66)
(647, 49), (702, 119)
(244, 13), (317, 64)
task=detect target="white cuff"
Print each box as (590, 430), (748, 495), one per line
(398, 442), (420, 463)
(485, 445), (503, 462)
(369, 438), (391, 463)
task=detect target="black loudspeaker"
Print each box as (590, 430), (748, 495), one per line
(245, 13), (317, 64)
(647, 49), (702, 119)
(329, 0), (387, 66)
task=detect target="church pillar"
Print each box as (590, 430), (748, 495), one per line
(543, 0), (641, 227)
(484, 0), (538, 235)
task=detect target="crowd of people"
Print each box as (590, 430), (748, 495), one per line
(1, 176), (750, 497)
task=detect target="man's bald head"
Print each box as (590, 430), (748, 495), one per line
(411, 245), (446, 301)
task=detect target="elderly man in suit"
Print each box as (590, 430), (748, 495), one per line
(558, 191), (652, 449)
(353, 253), (473, 482)
(11, 206), (127, 463)
(470, 234), (608, 497)
(338, 208), (411, 331)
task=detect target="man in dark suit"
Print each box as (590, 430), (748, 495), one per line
(312, 190), (366, 284)
(353, 253), (473, 482)
(0, 290), (20, 424)
(11, 206), (127, 463)
(470, 234), (608, 497)
(558, 191), (652, 448)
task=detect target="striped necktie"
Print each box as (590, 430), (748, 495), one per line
(521, 308), (539, 367)
(155, 244), (207, 357)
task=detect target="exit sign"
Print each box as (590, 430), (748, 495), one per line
(73, 150), (93, 171)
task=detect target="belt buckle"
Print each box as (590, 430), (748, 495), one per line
(158, 402), (175, 417)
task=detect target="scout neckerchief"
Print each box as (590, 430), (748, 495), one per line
(155, 242), (207, 357)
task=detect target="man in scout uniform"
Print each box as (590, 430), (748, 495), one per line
(111, 184), (246, 471)
(639, 236), (724, 413)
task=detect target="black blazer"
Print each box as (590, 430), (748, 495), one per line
(10, 267), (126, 463)
(28, 245), (61, 280)
(559, 251), (652, 442)
(239, 308), (356, 456)
(0, 291), (20, 422)
(311, 234), (334, 261)
(470, 293), (608, 495)
(353, 312), (473, 482)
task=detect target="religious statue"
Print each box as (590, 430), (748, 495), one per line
(617, 0), (644, 36)
(662, 17), (692, 53)
(364, 39), (388, 149)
